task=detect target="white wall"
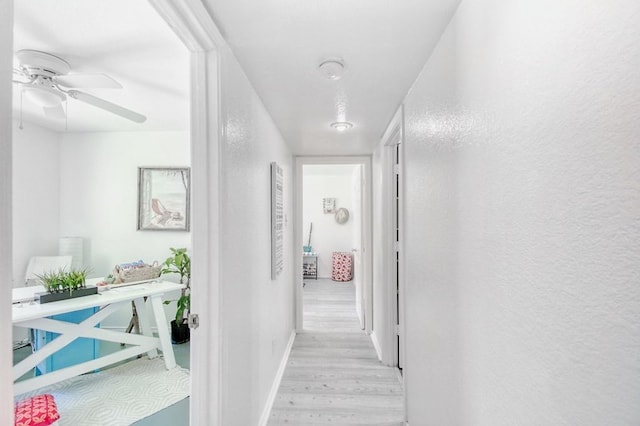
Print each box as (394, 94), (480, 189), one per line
(59, 131), (190, 276)
(218, 49), (295, 425)
(402, 1), (640, 425)
(12, 122), (61, 286)
(302, 165), (357, 278)
(0, 0), (15, 419)
(58, 131), (190, 327)
(10, 127), (189, 328)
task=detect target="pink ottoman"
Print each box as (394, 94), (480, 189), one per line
(14, 394), (60, 426)
(331, 252), (353, 282)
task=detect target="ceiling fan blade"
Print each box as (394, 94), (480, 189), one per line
(43, 104), (66, 120)
(68, 90), (146, 123)
(54, 73), (123, 89)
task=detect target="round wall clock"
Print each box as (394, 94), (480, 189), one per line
(335, 208), (350, 224)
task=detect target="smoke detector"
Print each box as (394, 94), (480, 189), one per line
(318, 58), (345, 81)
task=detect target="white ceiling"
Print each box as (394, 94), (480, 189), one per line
(12, 0), (460, 155)
(204, 0), (461, 155)
(12, 0), (190, 133)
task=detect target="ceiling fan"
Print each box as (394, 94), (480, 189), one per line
(12, 49), (146, 123)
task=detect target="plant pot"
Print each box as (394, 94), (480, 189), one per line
(36, 287), (98, 304)
(171, 319), (190, 344)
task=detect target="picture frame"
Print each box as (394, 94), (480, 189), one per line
(137, 167), (190, 231)
(323, 197), (336, 214)
(271, 162), (284, 279)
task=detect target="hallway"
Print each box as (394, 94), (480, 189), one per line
(268, 279), (404, 425)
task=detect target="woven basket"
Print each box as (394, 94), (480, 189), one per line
(112, 261), (161, 284)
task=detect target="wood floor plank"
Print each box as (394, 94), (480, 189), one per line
(268, 279), (404, 425)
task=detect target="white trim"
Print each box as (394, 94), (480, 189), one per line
(370, 331), (383, 361)
(294, 156), (373, 333)
(378, 106), (408, 423)
(258, 330), (297, 426)
(1, 1), (13, 423)
(148, 2), (224, 425)
(294, 159), (304, 332)
(148, 0), (225, 50)
(379, 106), (405, 367)
(381, 107), (403, 148)
(397, 137), (406, 372)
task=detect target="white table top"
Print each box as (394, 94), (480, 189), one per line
(12, 280), (184, 323)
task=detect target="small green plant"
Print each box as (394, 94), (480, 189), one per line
(161, 248), (191, 323)
(36, 268), (89, 294)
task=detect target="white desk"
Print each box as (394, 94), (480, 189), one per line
(12, 280), (184, 395)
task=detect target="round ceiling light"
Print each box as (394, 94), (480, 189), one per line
(330, 121), (353, 132)
(318, 58), (345, 81)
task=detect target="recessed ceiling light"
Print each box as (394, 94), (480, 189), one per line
(330, 121), (353, 132)
(318, 58), (345, 81)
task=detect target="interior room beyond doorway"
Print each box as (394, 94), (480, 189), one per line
(302, 164), (363, 330)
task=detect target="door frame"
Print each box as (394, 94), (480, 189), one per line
(132, 2), (227, 424)
(295, 156), (373, 333)
(1, 0), (14, 420)
(2, 2), (227, 423)
(379, 106), (405, 368)
(379, 106), (407, 421)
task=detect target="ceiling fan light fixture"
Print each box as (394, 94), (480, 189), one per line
(330, 121), (353, 132)
(318, 58), (345, 81)
(22, 86), (66, 107)
(14, 49), (145, 124)
(16, 49), (70, 77)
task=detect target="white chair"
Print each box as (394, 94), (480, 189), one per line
(24, 255), (72, 286)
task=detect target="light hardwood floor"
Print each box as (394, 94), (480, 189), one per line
(268, 279), (404, 425)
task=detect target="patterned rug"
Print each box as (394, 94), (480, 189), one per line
(15, 358), (190, 425)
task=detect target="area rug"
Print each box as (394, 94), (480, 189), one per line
(15, 358), (190, 425)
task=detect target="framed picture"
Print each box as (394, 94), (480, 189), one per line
(138, 167), (190, 231)
(323, 197), (336, 214)
(271, 162), (284, 279)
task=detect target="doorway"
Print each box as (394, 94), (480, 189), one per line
(295, 157), (372, 333)
(301, 164), (364, 331)
(5, 1), (223, 425)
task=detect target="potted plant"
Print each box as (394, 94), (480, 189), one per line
(35, 268), (95, 303)
(162, 248), (191, 344)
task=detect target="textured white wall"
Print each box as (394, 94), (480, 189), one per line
(302, 168), (357, 278)
(403, 1), (640, 425)
(58, 131), (190, 327)
(12, 123), (61, 286)
(218, 49), (295, 425)
(0, 0), (14, 420)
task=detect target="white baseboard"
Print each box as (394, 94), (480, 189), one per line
(258, 329), (296, 426)
(370, 331), (382, 361)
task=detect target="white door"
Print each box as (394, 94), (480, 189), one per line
(351, 165), (365, 329)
